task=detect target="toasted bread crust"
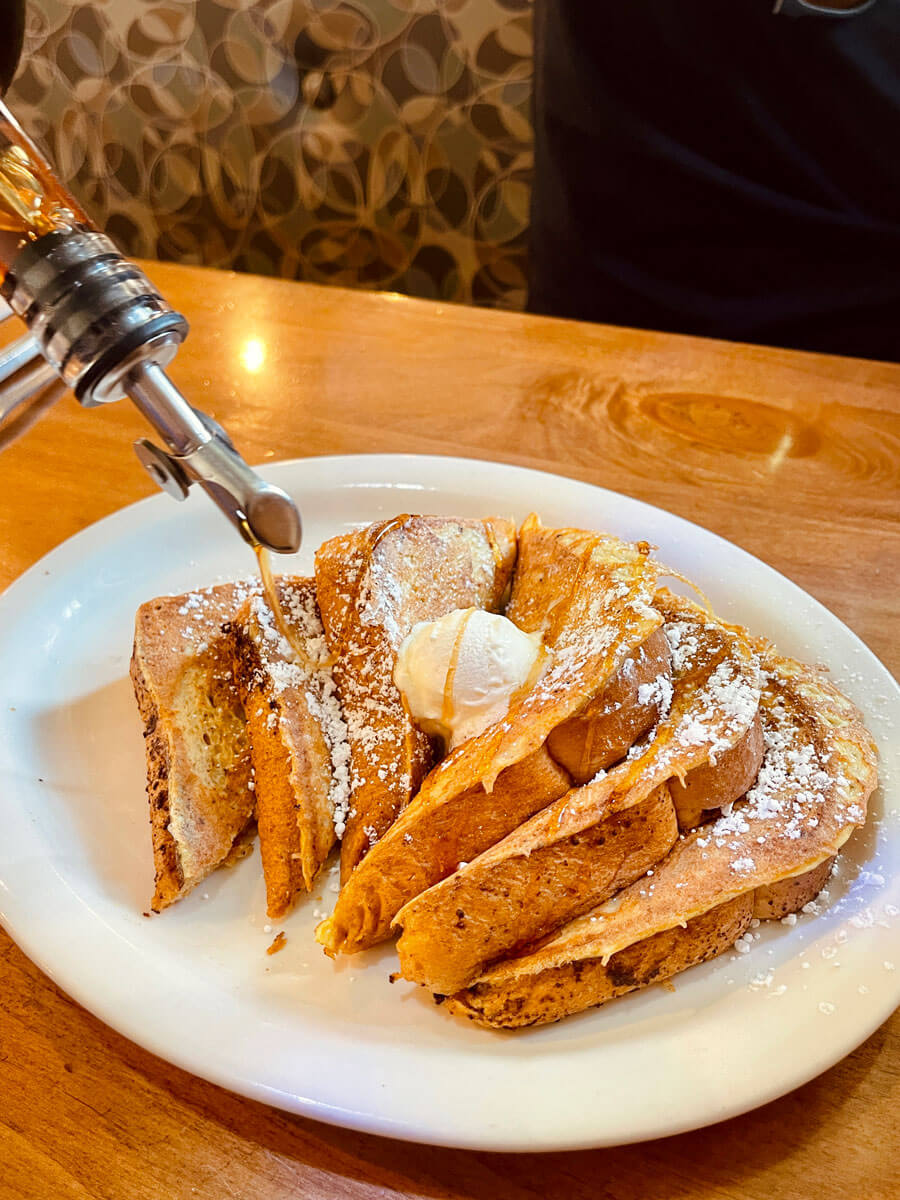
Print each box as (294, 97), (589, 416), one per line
(446, 855), (839, 1029)
(130, 650), (183, 909)
(448, 895), (753, 1027)
(753, 856), (835, 919)
(130, 585), (255, 911)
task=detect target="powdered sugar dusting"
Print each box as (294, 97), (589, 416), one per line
(306, 678), (352, 838)
(677, 654), (760, 765)
(664, 620), (701, 674)
(637, 673), (674, 717)
(730, 855), (756, 875)
(244, 584), (351, 836)
(634, 609), (761, 777)
(706, 668), (859, 859)
(170, 577), (261, 652)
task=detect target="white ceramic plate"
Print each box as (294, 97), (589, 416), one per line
(0, 454), (897, 1151)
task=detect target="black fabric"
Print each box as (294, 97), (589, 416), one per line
(0, 1), (26, 95)
(529, 0), (900, 360)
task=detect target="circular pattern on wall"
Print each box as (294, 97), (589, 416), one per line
(8, 0), (534, 309)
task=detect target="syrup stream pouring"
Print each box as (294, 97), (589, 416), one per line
(0, 93), (301, 556)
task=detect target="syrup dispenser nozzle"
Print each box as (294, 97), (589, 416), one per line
(0, 97), (301, 555)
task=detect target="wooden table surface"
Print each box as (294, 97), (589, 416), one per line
(0, 262), (897, 1200)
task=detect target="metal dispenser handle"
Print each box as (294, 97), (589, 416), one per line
(0, 98), (301, 554)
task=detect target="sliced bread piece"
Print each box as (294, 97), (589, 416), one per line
(231, 578), (350, 919)
(131, 583), (257, 911)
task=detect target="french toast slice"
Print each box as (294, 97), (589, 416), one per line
(314, 515), (517, 881)
(316, 516), (665, 956)
(446, 863), (837, 1029)
(505, 517), (673, 784)
(545, 627), (672, 783)
(231, 578), (350, 919)
(393, 591), (762, 995)
(446, 647), (877, 1027)
(130, 583), (257, 911)
(654, 589), (764, 829)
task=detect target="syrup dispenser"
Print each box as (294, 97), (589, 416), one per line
(0, 86), (301, 554)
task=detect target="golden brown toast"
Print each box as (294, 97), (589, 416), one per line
(397, 782), (678, 995)
(316, 745), (570, 955)
(450, 895), (754, 1027)
(668, 710), (764, 828)
(545, 626), (672, 783)
(393, 591), (762, 994)
(317, 644), (678, 960)
(314, 515), (517, 881)
(446, 646), (877, 1027)
(447, 862), (838, 1028)
(753, 856), (835, 920)
(446, 865), (837, 1029)
(130, 583), (256, 911)
(231, 578), (350, 920)
(650, 589), (764, 827)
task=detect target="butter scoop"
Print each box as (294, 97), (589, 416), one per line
(394, 607), (543, 750)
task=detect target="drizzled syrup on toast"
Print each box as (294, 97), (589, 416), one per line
(253, 515), (412, 673)
(254, 544), (329, 670)
(367, 513), (411, 556)
(328, 513), (412, 660)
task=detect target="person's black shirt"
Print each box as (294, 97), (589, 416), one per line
(529, 0), (900, 360)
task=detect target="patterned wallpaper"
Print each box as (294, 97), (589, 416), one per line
(6, 0), (534, 308)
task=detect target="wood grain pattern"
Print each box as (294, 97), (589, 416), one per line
(0, 263), (897, 1199)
